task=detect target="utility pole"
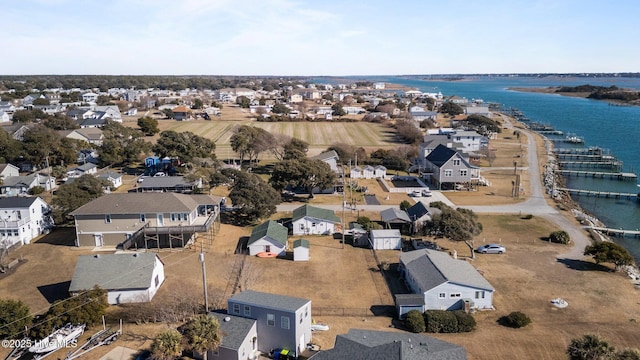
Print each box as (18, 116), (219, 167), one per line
(200, 243), (209, 313)
(342, 165), (346, 249)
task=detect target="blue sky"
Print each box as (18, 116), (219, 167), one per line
(3, 0), (639, 75)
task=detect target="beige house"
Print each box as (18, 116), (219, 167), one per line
(70, 193), (222, 248)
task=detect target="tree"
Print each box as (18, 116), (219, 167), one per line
(0, 299), (32, 339)
(225, 170), (281, 222)
(99, 121), (151, 166)
(499, 311), (531, 328)
(618, 349), (640, 360)
(11, 109), (36, 123)
(151, 329), (184, 360)
(192, 98), (204, 109)
(272, 103), (290, 115)
(423, 202), (482, 242)
(0, 130), (22, 163)
(162, 109), (174, 119)
(230, 125), (274, 165)
(153, 131), (216, 164)
(396, 120), (424, 144)
(236, 96), (250, 108)
(549, 230), (571, 244)
(399, 200), (411, 211)
(331, 103), (346, 117)
(43, 114), (79, 130)
(270, 159), (336, 198)
(138, 116), (160, 136)
(51, 174), (109, 224)
(182, 315), (221, 360)
(567, 334), (616, 360)
(584, 242), (634, 270)
(282, 138), (309, 160)
(439, 101), (464, 116)
(404, 310), (425, 333)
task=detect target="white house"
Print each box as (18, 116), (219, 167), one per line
(0, 197), (53, 248)
(293, 239), (310, 261)
(0, 164), (20, 179)
(69, 253), (165, 305)
(247, 220), (287, 256)
(291, 204), (340, 236)
(290, 94), (303, 103)
(0, 174), (57, 196)
(97, 171), (123, 189)
(369, 229), (402, 250)
(82, 92), (99, 103)
(311, 150), (339, 172)
(374, 165), (387, 178)
(399, 249), (494, 314)
(449, 130), (484, 152)
(0, 110), (10, 123)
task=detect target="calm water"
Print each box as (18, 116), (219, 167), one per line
(324, 76), (640, 259)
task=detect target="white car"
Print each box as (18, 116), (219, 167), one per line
(476, 244), (506, 254)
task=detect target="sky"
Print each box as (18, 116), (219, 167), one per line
(2, 0), (639, 76)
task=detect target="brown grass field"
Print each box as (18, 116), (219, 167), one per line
(2, 114), (640, 359)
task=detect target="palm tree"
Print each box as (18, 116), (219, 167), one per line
(182, 315), (221, 360)
(150, 329), (183, 360)
(567, 334), (616, 360)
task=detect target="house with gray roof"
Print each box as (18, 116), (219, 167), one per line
(208, 312), (258, 360)
(291, 204), (340, 236)
(135, 176), (202, 193)
(311, 150), (339, 172)
(227, 290), (312, 358)
(0, 173), (57, 196)
(97, 171), (123, 189)
(247, 220), (287, 256)
(69, 253), (165, 304)
(424, 144), (480, 190)
(309, 328), (467, 360)
(70, 193), (222, 249)
(399, 249), (494, 313)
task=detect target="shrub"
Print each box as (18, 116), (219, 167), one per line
(399, 200), (411, 211)
(404, 310), (425, 333)
(500, 311), (532, 328)
(549, 230), (571, 244)
(424, 310), (459, 333)
(453, 310), (476, 332)
(28, 186), (45, 195)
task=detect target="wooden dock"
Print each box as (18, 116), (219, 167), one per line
(554, 147), (604, 155)
(555, 170), (637, 181)
(587, 226), (640, 238)
(557, 160), (622, 170)
(555, 153), (616, 161)
(557, 187), (639, 200)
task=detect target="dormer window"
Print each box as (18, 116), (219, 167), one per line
(105, 214), (112, 223)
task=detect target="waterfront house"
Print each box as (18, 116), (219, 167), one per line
(399, 249), (494, 313)
(227, 290), (312, 358)
(424, 144), (480, 190)
(69, 253), (165, 304)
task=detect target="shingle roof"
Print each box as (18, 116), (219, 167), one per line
(293, 239), (310, 248)
(311, 150), (338, 161)
(228, 290), (310, 313)
(70, 193), (222, 216)
(247, 220), (288, 246)
(292, 204), (340, 223)
(209, 312), (256, 352)
(309, 329), (466, 360)
(69, 253), (161, 292)
(380, 208), (411, 223)
(0, 196), (41, 209)
(406, 202), (429, 220)
(400, 249), (494, 292)
(137, 176), (196, 188)
(97, 171), (122, 180)
(425, 144), (457, 167)
(370, 229), (401, 239)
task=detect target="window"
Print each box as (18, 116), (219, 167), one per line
(267, 314), (275, 326)
(244, 305), (251, 317)
(300, 224), (304, 230)
(460, 169), (468, 177)
(475, 291), (485, 299)
(444, 169), (453, 177)
(183, 213), (188, 221)
(170, 213), (176, 221)
(13, 230), (18, 236)
(281, 316), (290, 330)
(438, 293), (446, 299)
(16, 212), (21, 220)
(105, 214), (112, 223)
(233, 304), (240, 314)
(140, 214), (146, 222)
(155, 275), (159, 287)
(450, 293), (461, 298)
(453, 159), (461, 166)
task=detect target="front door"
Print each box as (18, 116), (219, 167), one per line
(94, 233), (103, 247)
(265, 245), (271, 253)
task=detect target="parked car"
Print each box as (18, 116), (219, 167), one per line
(410, 191), (421, 197)
(422, 189), (432, 197)
(476, 244), (506, 254)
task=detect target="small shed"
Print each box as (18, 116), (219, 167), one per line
(395, 294), (426, 319)
(293, 239), (310, 261)
(369, 229), (402, 250)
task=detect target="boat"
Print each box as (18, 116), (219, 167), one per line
(311, 319), (329, 331)
(256, 252), (278, 258)
(29, 323), (86, 354)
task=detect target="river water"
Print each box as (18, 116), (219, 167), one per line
(326, 75), (640, 259)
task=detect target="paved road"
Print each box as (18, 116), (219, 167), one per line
(277, 118), (590, 259)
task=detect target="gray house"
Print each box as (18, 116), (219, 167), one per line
(208, 312), (258, 360)
(308, 329), (467, 360)
(424, 144), (479, 190)
(227, 290), (312, 358)
(399, 249), (494, 314)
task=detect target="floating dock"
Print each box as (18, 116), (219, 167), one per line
(587, 226), (640, 238)
(557, 187), (639, 200)
(554, 147), (604, 155)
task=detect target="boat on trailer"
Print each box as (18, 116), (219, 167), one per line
(28, 323), (86, 354)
